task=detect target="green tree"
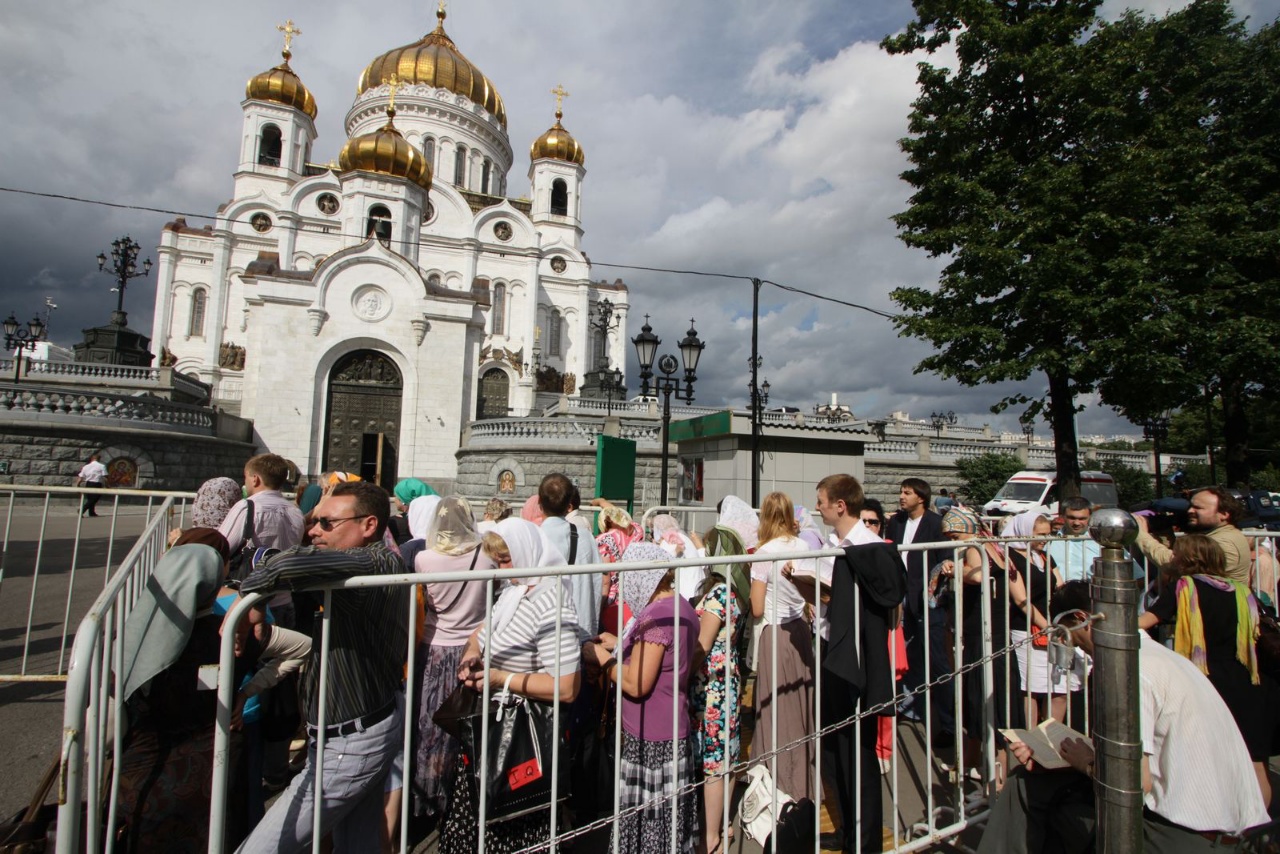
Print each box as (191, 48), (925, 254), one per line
(955, 451), (1025, 506)
(1100, 459), (1154, 509)
(883, 0), (1108, 501)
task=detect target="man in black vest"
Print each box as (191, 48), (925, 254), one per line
(885, 477), (954, 739)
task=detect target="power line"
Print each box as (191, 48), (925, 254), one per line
(0, 184), (899, 321)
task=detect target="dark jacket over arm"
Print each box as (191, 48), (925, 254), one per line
(823, 542), (907, 715)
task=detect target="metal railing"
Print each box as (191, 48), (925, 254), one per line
(62, 505), (1279, 853)
(56, 497), (176, 853)
(0, 486), (194, 683)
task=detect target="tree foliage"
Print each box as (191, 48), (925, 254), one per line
(884, 0), (1280, 491)
(1100, 459), (1154, 509)
(955, 451), (1025, 506)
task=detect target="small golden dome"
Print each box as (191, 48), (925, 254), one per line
(357, 7), (506, 129)
(246, 50), (317, 120)
(531, 110), (585, 165)
(338, 108), (433, 192)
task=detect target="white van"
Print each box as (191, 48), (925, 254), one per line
(982, 470), (1118, 517)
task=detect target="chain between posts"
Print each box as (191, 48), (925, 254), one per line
(511, 624), (1097, 854)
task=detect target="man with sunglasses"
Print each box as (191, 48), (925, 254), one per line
(236, 481), (409, 854)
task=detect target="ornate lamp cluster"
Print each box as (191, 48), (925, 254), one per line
(631, 315), (705, 506)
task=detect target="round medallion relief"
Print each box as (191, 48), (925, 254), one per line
(550, 256), (567, 274)
(493, 221), (513, 242)
(316, 193), (340, 215)
(422, 200), (436, 224)
(351, 285), (393, 323)
(250, 213), (273, 233)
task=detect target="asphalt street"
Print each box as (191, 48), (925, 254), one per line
(0, 500), (152, 820)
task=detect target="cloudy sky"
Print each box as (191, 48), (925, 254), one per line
(2, 0), (1276, 438)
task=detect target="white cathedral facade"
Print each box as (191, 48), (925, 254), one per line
(149, 11), (628, 487)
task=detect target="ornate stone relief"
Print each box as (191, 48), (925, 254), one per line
(306, 307), (328, 336)
(352, 285), (393, 323)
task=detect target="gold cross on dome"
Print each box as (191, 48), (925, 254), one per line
(277, 19), (302, 54)
(384, 74), (405, 112)
(550, 84), (570, 115)
(438, 0), (447, 15)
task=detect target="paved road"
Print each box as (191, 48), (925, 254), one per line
(0, 503), (152, 819)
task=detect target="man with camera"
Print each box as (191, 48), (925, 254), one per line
(1133, 487), (1251, 584)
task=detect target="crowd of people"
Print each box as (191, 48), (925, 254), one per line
(107, 458), (1280, 853)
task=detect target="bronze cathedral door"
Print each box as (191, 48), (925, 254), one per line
(323, 350), (403, 491)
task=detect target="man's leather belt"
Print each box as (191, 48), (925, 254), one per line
(308, 701), (394, 739)
(1198, 831), (1242, 846)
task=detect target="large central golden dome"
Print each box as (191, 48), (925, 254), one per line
(357, 7), (506, 129)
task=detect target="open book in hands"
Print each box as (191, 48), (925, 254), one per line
(999, 719), (1090, 771)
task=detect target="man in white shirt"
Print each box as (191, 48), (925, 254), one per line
(77, 453), (107, 517)
(978, 580), (1269, 853)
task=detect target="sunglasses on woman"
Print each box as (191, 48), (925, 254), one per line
(862, 518), (882, 528)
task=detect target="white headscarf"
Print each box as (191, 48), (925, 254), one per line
(717, 495), (759, 550)
(1004, 511), (1049, 567)
(407, 495), (442, 542)
(488, 518), (569, 638)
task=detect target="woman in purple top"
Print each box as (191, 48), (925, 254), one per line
(584, 542), (701, 853)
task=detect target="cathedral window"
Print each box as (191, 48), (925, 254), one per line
(549, 309), (563, 357)
(551, 179), (568, 216)
(454, 145), (467, 187)
(492, 283), (506, 335)
(188, 289), (207, 337)
(482, 159), (492, 195)
(423, 137), (436, 169)
(257, 124), (283, 167)
(366, 205), (393, 246)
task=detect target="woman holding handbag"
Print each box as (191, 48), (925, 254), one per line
(439, 517), (581, 854)
(583, 542), (702, 853)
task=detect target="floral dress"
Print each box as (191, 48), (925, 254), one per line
(691, 581), (746, 775)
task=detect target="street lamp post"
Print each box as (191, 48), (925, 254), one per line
(587, 298), (627, 415)
(4, 313), (47, 384)
(1142, 414), (1171, 499)
(930, 410), (957, 437)
(749, 369), (771, 505)
(632, 316), (704, 506)
(96, 236), (152, 325)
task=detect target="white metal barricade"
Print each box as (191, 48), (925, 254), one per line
(0, 485), (194, 683)
(55, 496), (176, 854)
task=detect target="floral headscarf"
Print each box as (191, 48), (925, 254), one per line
(407, 495), (442, 542)
(618, 542), (674, 638)
(192, 477), (242, 528)
(942, 507), (983, 536)
(431, 496), (481, 556)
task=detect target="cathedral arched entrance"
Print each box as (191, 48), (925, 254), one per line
(476, 367), (510, 420)
(323, 350), (403, 491)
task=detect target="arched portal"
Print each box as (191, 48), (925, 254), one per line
(323, 350), (403, 491)
(476, 367), (510, 420)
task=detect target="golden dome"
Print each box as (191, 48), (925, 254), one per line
(357, 7), (506, 129)
(530, 109), (585, 165)
(338, 108), (433, 192)
(246, 50), (317, 120)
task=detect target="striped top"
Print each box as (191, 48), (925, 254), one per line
(241, 542), (409, 725)
(478, 582), (580, 678)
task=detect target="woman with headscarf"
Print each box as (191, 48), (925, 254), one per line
(689, 541), (751, 854)
(940, 506), (1027, 783)
(115, 543), (249, 851)
(652, 513), (707, 602)
(596, 503), (646, 632)
(1002, 511), (1064, 727)
(388, 478), (437, 545)
(411, 496), (495, 821)
(583, 542), (701, 853)
(169, 476), (244, 547)
(1140, 534), (1273, 805)
(439, 518), (580, 854)
(397, 493), (442, 571)
(749, 491), (818, 804)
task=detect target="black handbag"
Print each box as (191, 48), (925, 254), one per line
(227, 500), (258, 582)
(764, 798), (816, 854)
(433, 675), (571, 824)
(568, 683), (617, 820)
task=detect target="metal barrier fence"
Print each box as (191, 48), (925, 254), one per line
(56, 497), (176, 854)
(0, 485), (194, 683)
(54, 504), (1279, 854)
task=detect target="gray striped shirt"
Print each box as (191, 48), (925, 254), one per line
(241, 541), (409, 725)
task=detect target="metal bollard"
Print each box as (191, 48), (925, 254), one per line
(1087, 509), (1143, 853)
